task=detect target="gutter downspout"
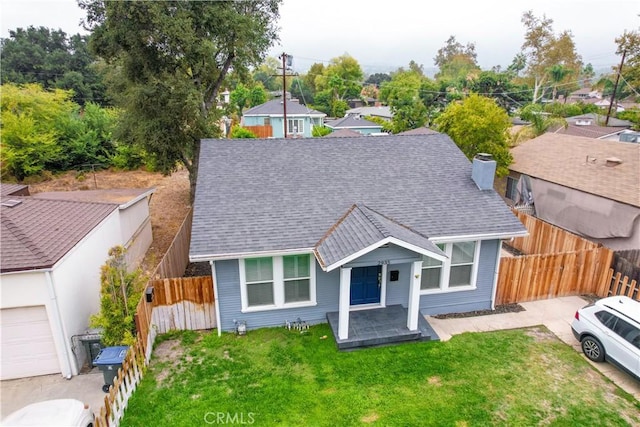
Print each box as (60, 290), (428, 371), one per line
(45, 271), (74, 379)
(210, 261), (222, 337)
(490, 241), (504, 310)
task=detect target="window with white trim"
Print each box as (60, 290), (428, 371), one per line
(421, 241), (479, 292)
(287, 118), (304, 135)
(240, 254), (316, 311)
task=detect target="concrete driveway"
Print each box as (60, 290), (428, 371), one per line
(1, 367), (106, 421)
(427, 295), (640, 401)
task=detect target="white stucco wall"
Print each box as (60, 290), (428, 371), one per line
(50, 209), (123, 375)
(118, 196), (153, 267)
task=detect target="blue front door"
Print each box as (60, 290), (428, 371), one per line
(350, 266), (381, 305)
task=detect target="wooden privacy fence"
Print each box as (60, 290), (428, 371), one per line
(244, 125), (273, 138)
(509, 209), (599, 254)
(151, 276), (216, 333)
(151, 208), (193, 280)
(496, 247), (613, 304)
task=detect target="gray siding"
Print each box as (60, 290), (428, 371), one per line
(214, 259), (339, 332)
(420, 239), (499, 315)
(214, 239), (500, 331)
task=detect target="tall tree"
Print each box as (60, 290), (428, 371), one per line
(615, 30), (640, 100)
(79, 0), (281, 198)
(434, 94), (512, 176)
(520, 11), (583, 103)
(0, 26), (106, 105)
(434, 36), (480, 81)
(380, 68), (427, 132)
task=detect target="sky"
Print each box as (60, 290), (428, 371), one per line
(1, 0), (638, 76)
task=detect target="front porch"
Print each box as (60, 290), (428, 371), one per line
(326, 305), (440, 350)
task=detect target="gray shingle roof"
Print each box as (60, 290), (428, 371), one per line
(315, 204), (445, 270)
(323, 128), (363, 138)
(242, 99), (325, 117)
(1, 197), (118, 272)
(325, 116), (382, 130)
(190, 134), (526, 261)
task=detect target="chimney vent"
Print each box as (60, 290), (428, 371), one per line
(471, 153), (497, 191)
(605, 157), (623, 167)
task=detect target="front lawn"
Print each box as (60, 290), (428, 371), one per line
(122, 325), (639, 426)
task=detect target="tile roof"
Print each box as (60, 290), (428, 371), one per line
(242, 99), (325, 117)
(510, 133), (640, 207)
(315, 204), (445, 270)
(190, 134), (526, 261)
(325, 116), (382, 130)
(1, 197), (118, 272)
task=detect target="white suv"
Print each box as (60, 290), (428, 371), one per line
(571, 295), (640, 381)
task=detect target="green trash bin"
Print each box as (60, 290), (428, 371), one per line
(93, 346), (129, 392)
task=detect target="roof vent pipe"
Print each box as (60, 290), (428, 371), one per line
(471, 153), (497, 191)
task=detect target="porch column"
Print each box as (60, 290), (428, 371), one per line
(407, 260), (423, 331)
(339, 267), (352, 340)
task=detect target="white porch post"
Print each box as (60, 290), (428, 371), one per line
(407, 260), (423, 331)
(339, 267), (352, 340)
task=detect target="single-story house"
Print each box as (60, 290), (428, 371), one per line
(241, 98), (326, 138)
(325, 115), (384, 135)
(551, 113), (632, 140)
(1, 186), (154, 380)
(346, 106), (393, 121)
(505, 133), (640, 250)
(190, 135), (527, 347)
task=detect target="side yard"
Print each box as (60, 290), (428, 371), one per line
(121, 326), (640, 426)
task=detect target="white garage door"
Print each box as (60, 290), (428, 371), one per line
(1, 306), (60, 380)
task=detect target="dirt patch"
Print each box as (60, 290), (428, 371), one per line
(427, 376), (442, 386)
(434, 303), (525, 319)
(361, 413), (379, 423)
(524, 327), (557, 342)
(152, 339), (185, 386)
(184, 262), (212, 277)
(28, 168), (191, 275)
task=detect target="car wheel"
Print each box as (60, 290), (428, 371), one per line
(102, 384), (111, 393)
(581, 336), (605, 362)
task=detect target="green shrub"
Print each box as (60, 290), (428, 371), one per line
(229, 126), (257, 139)
(312, 125), (332, 137)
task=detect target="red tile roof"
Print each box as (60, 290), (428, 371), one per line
(1, 197), (118, 272)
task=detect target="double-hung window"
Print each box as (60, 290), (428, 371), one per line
(287, 119), (304, 136)
(240, 254), (316, 312)
(421, 241), (479, 292)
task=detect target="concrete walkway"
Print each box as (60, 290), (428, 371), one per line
(1, 368), (106, 420)
(426, 295), (640, 400)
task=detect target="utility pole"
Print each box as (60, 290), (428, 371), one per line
(605, 49), (626, 126)
(279, 52), (292, 138)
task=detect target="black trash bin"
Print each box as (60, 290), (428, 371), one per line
(78, 332), (103, 369)
(93, 345), (129, 392)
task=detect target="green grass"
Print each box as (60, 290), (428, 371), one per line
(121, 326), (639, 426)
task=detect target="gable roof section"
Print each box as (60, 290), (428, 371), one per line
(242, 99), (325, 117)
(190, 134), (527, 262)
(315, 204), (446, 271)
(346, 106), (393, 119)
(0, 184), (29, 197)
(325, 116), (382, 130)
(510, 133), (640, 207)
(1, 197), (118, 272)
(323, 128), (363, 138)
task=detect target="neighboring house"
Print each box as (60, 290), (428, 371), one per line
(325, 115), (384, 135)
(346, 106), (393, 121)
(241, 99), (325, 138)
(505, 133), (640, 250)
(189, 135), (527, 347)
(552, 113), (632, 140)
(1, 186), (155, 380)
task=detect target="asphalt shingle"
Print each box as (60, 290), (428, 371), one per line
(190, 134), (526, 261)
